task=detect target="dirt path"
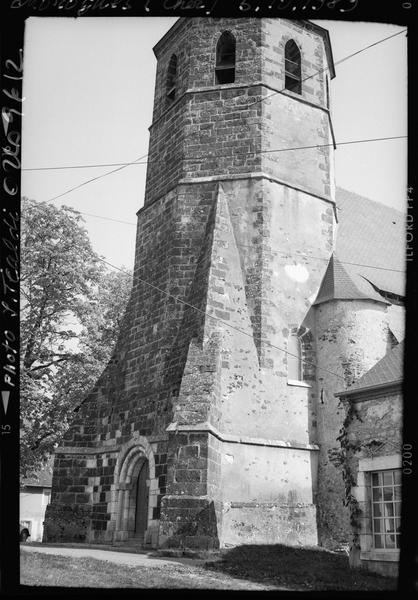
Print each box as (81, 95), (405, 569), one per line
(20, 545), (286, 590)
(21, 544), (202, 568)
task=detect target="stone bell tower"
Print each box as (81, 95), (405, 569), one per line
(45, 17), (337, 550)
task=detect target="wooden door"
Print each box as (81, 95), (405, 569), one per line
(134, 460), (149, 539)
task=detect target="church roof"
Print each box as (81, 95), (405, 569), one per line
(336, 341), (403, 398)
(314, 188), (405, 305)
(313, 254), (387, 305)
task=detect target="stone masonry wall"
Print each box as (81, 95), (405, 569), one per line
(48, 17), (338, 548)
(159, 430), (222, 550)
(146, 18), (334, 205)
(262, 19), (329, 108)
(219, 442), (318, 547)
(314, 299), (393, 548)
(345, 390), (402, 576)
(160, 177), (328, 548)
(169, 179), (334, 443)
(262, 19), (334, 202)
(47, 182), (223, 543)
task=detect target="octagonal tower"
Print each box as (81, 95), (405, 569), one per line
(46, 17), (337, 550)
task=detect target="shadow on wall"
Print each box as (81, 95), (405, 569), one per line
(203, 544), (396, 592)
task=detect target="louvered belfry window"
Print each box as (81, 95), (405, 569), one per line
(215, 32), (236, 85)
(166, 54), (178, 102)
(285, 40), (302, 94)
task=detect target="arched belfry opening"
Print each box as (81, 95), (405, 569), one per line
(215, 31), (236, 84)
(284, 39), (302, 94)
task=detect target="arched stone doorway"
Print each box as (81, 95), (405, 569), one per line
(113, 436), (158, 545)
(133, 458), (149, 540)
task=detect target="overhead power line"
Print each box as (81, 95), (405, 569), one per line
(69, 210), (136, 226)
(181, 135), (407, 164)
(86, 213), (405, 275)
(46, 152), (149, 203)
(28, 27), (406, 204)
(248, 28), (408, 108)
(24, 135), (407, 173)
(234, 244), (406, 275)
(28, 194), (406, 275)
(42, 134), (406, 204)
(30, 189), (407, 277)
(96, 255), (346, 382)
(21, 28), (407, 389)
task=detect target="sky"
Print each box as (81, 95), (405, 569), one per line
(21, 17), (408, 270)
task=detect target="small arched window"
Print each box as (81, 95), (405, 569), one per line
(166, 54), (178, 102)
(215, 31), (236, 85)
(284, 40), (302, 95)
(287, 333), (303, 382)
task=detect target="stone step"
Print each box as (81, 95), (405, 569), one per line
(112, 539), (148, 552)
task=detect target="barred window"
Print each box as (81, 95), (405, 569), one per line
(216, 31), (236, 85)
(285, 40), (302, 95)
(371, 469), (401, 549)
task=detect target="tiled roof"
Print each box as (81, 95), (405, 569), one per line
(313, 254), (386, 305)
(314, 189), (406, 305)
(339, 341), (404, 396)
(335, 188), (405, 297)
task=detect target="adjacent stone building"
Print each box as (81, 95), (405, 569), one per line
(20, 461), (53, 542)
(44, 17), (405, 551)
(335, 342), (403, 577)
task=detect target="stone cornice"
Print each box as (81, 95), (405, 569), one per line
(166, 421), (319, 452)
(54, 434), (168, 456)
(138, 171), (336, 217)
(149, 80), (335, 143)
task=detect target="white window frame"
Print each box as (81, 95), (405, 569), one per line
(355, 454), (401, 562)
(370, 468), (401, 550)
(287, 333), (303, 383)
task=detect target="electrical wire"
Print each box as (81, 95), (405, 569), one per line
(96, 255), (347, 382)
(39, 134), (406, 205)
(23, 135), (407, 172)
(27, 195), (407, 274)
(46, 152), (149, 203)
(246, 28), (408, 109)
(180, 135), (407, 164)
(26, 27), (406, 204)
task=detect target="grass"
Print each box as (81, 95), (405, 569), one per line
(20, 550), (274, 590)
(20, 544), (398, 591)
(205, 544), (398, 591)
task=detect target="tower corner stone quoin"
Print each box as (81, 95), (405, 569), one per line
(44, 17), (362, 550)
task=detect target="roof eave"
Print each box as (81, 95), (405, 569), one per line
(153, 17), (183, 57)
(335, 378), (403, 400)
(313, 295), (390, 306)
(303, 20), (336, 79)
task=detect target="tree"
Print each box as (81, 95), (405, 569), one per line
(20, 198), (132, 478)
